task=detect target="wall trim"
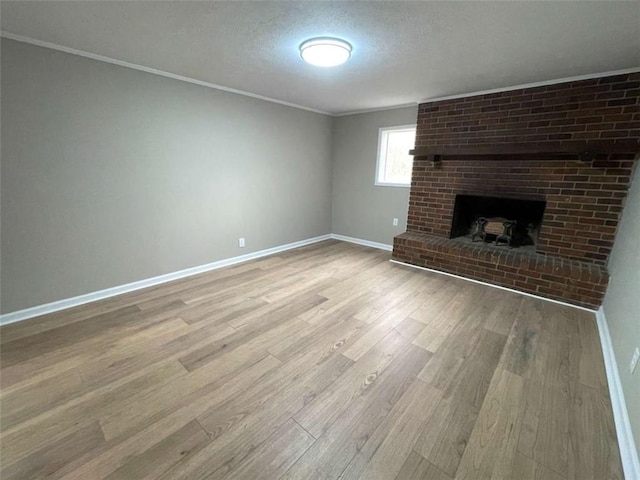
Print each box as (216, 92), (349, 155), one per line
(389, 259), (597, 313)
(333, 103), (418, 117)
(0, 234), (332, 326)
(0, 31), (332, 116)
(330, 234), (393, 252)
(596, 307), (640, 480)
(419, 67), (640, 104)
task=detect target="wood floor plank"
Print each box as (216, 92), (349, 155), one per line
(515, 300), (550, 459)
(0, 241), (624, 480)
(409, 279), (462, 324)
(572, 309), (609, 396)
(316, 257), (394, 301)
(104, 420), (210, 480)
(454, 368), (525, 479)
(483, 290), (523, 336)
(340, 378), (441, 480)
(0, 302), (140, 346)
(178, 293), (326, 371)
(221, 418), (315, 479)
(416, 294), (489, 391)
(231, 290), (329, 331)
(260, 273), (336, 304)
(77, 320), (235, 388)
(341, 293), (426, 361)
(134, 268), (267, 312)
(567, 383), (623, 480)
(298, 289), (376, 326)
(99, 343), (270, 440)
(1, 369), (84, 430)
(527, 304), (578, 478)
(294, 330), (414, 437)
(394, 316), (427, 342)
(1, 352), (87, 392)
(0, 360), (188, 464)
(268, 314), (367, 365)
(394, 452), (453, 480)
(179, 296), (268, 325)
(499, 297), (543, 379)
(194, 350), (353, 445)
(281, 343), (432, 480)
(0, 317), (189, 391)
(350, 275), (423, 325)
(1, 421), (105, 480)
(0, 304), (142, 366)
(58, 355), (282, 479)
(181, 266), (300, 308)
(161, 353), (354, 478)
(510, 452), (566, 480)
(533, 381), (570, 477)
(413, 329), (507, 477)
(411, 293), (471, 353)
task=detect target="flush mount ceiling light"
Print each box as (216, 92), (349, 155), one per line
(300, 38), (352, 67)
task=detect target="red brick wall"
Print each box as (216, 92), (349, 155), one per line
(408, 73), (640, 265)
(394, 73), (640, 308)
(408, 157), (636, 264)
(416, 73), (640, 147)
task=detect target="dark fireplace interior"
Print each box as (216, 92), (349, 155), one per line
(450, 194), (547, 248)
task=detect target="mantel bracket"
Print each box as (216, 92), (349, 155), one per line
(428, 154), (442, 166)
(578, 151), (596, 163)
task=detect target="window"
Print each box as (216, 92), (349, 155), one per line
(375, 125), (416, 187)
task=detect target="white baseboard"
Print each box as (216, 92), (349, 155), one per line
(389, 259), (597, 313)
(0, 233), (393, 326)
(329, 233), (393, 251)
(0, 234), (332, 326)
(596, 307), (640, 480)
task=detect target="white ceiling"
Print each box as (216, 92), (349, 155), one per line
(2, 1), (639, 115)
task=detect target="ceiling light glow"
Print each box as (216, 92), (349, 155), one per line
(300, 38), (352, 67)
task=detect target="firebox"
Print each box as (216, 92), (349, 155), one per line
(450, 194), (546, 248)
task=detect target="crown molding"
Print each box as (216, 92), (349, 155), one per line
(419, 67), (640, 104)
(0, 31), (333, 116)
(4, 32), (639, 121)
(333, 103), (418, 117)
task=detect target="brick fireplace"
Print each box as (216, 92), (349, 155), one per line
(392, 72), (640, 309)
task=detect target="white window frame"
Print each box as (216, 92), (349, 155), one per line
(374, 124), (416, 188)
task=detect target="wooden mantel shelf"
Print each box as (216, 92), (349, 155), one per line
(409, 139), (640, 163)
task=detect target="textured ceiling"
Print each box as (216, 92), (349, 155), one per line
(2, 1), (639, 115)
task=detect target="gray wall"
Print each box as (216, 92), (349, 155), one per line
(331, 106), (417, 246)
(603, 163), (640, 455)
(1, 39), (333, 314)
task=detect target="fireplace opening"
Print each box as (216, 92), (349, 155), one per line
(450, 194), (546, 248)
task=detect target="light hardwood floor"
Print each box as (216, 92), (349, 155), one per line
(0, 240), (623, 479)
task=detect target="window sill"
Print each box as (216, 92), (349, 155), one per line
(374, 182), (410, 188)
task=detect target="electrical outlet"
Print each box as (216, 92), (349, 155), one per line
(238, 237), (245, 248)
(630, 347), (640, 375)
(392, 217), (399, 227)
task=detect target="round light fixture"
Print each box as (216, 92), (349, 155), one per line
(300, 38), (352, 67)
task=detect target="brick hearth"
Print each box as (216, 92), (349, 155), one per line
(392, 72), (640, 309)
